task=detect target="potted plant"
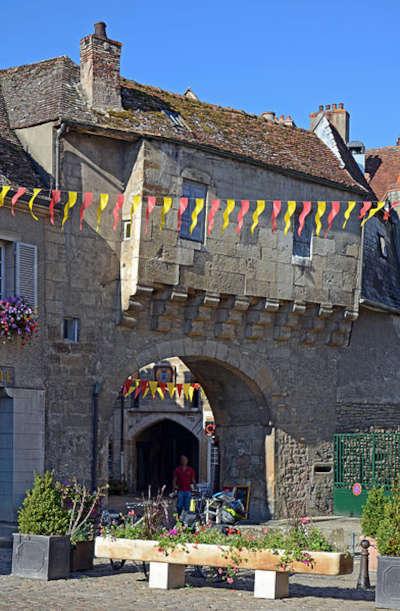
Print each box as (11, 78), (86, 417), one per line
(360, 487), (387, 572)
(61, 479), (106, 572)
(376, 487), (400, 609)
(12, 471), (70, 580)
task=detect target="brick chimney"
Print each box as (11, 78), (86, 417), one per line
(80, 22), (122, 110)
(310, 103), (350, 143)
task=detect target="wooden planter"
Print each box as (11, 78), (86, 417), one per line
(95, 537), (353, 599)
(70, 540), (95, 572)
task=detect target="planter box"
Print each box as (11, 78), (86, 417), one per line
(376, 555), (400, 609)
(70, 540), (95, 572)
(95, 536), (353, 575)
(12, 534), (70, 580)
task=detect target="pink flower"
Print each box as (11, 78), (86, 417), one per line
(300, 516), (311, 525)
(227, 577), (234, 584)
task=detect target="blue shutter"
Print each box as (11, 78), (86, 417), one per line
(180, 180), (207, 242)
(293, 212), (313, 258)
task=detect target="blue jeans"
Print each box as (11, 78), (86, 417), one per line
(177, 491), (191, 515)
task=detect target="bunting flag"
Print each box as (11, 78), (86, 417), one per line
(207, 199), (221, 236)
(79, 192), (94, 231)
(62, 191), (78, 228)
(112, 194), (124, 231)
(27, 188), (42, 221)
(271, 200), (282, 232)
(284, 200), (296, 235)
(49, 190), (61, 225)
(385, 201), (400, 221)
(130, 194), (141, 224)
(190, 198), (204, 234)
(315, 201), (327, 236)
(342, 201), (356, 229)
(251, 200), (265, 234)
(0, 185), (11, 207)
(359, 201), (372, 220)
(167, 382), (176, 398)
(297, 201), (312, 236)
(11, 187), (27, 216)
(145, 196), (157, 234)
(177, 197), (188, 231)
(361, 200), (385, 227)
(176, 383), (183, 398)
(141, 380), (150, 398)
(183, 383), (191, 400)
(222, 199), (235, 233)
(160, 197), (173, 229)
(96, 193), (109, 231)
(148, 380), (158, 398)
(236, 199), (250, 234)
(326, 201), (341, 236)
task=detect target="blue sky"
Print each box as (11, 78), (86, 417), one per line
(1, 0), (398, 148)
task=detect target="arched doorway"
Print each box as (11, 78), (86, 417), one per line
(135, 419), (199, 493)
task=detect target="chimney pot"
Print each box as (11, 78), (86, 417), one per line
(397, 137), (400, 146)
(319, 105), (324, 111)
(332, 103), (337, 110)
(260, 111), (276, 122)
(94, 21), (107, 39)
(325, 104), (331, 110)
(338, 102), (344, 109)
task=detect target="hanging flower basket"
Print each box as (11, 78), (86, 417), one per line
(0, 297), (38, 344)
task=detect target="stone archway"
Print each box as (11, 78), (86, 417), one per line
(102, 338), (277, 521)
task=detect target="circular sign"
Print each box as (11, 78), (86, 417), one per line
(352, 483), (362, 496)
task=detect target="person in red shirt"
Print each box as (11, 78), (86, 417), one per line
(173, 455), (196, 516)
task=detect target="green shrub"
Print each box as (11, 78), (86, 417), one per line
(361, 487), (387, 538)
(18, 471), (70, 536)
(377, 487), (400, 556)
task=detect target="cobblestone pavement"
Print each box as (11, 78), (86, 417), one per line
(0, 550), (376, 610)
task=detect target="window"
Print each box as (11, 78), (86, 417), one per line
(15, 242), (38, 308)
(164, 110), (187, 129)
(123, 221), (132, 240)
(292, 211), (313, 261)
(0, 245), (5, 299)
(180, 179), (207, 242)
(63, 318), (80, 342)
(379, 234), (388, 258)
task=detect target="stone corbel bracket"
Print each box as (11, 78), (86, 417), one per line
(121, 284), (154, 328)
(184, 291), (220, 337)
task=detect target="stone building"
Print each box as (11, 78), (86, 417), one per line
(0, 22), (399, 534)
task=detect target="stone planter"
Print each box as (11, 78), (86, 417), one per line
(12, 534), (70, 580)
(70, 540), (95, 572)
(376, 555), (400, 609)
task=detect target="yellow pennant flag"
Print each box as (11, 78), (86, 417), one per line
(62, 191), (78, 227)
(190, 198), (204, 234)
(361, 200), (385, 226)
(160, 197), (173, 229)
(315, 201), (326, 236)
(96, 193), (109, 231)
(156, 386), (165, 400)
(183, 383), (191, 400)
(284, 201), (297, 235)
(167, 382), (176, 399)
(188, 385), (195, 401)
(251, 200), (265, 234)
(125, 380), (138, 397)
(149, 380), (158, 398)
(28, 188), (41, 221)
(342, 201), (356, 229)
(142, 383), (150, 398)
(0, 185), (11, 207)
(222, 199), (235, 233)
(130, 194), (142, 223)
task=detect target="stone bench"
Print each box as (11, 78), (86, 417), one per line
(95, 537), (353, 599)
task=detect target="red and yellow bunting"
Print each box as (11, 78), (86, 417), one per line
(121, 378), (202, 401)
(0, 186), (393, 236)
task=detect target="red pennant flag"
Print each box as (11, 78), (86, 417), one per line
(134, 381), (142, 399)
(359, 201), (371, 220)
(122, 378), (132, 396)
(384, 201), (400, 221)
(145, 196), (157, 234)
(325, 201), (341, 236)
(158, 381), (167, 394)
(271, 200), (282, 232)
(297, 201), (312, 236)
(177, 197), (189, 231)
(112, 194), (124, 231)
(236, 199), (250, 234)
(176, 383), (183, 397)
(49, 190), (61, 225)
(140, 380), (149, 395)
(11, 187), (27, 216)
(207, 199), (220, 236)
(79, 192), (94, 230)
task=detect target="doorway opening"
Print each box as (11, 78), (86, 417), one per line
(136, 419), (199, 493)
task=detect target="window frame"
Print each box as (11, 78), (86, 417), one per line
(292, 210), (313, 265)
(179, 179), (208, 244)
(63, 317), (80, 343)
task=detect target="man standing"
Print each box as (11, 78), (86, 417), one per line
(173, 455), (196, 516)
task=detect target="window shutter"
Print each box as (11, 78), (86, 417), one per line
(15, 242), (38, 309)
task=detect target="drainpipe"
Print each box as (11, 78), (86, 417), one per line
(91, 382), (102, 491)
(55, 122), (67, 189)
(120, 394), (125, 484)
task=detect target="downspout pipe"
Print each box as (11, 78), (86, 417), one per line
(55, 122), (67, 189)
(91, 382), (102, 491)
